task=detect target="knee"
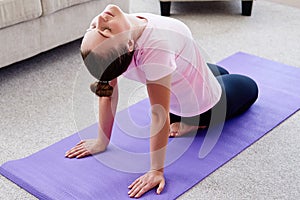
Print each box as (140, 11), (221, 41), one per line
(244, 75), (259, 102)
(220, 74), (259, 103)
(220, 74), (259, 118)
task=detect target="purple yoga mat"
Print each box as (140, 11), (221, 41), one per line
(1, 52), (300, 199)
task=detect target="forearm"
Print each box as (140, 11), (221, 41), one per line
(146, 75), (171, 173)
(98, 83), (118, 146)
(150, 111), (170, 173)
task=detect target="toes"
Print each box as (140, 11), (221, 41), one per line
(169, 130), (179, 137)
(170, 122), (201, 137)
(169, 132), (177, 137)
(169, 123), (181, 137)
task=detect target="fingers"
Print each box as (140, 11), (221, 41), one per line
(65, 141), (90, 158)
(156, 179), (165, 194)
(133, 184), (151, 198)
(128, 181), (149, 198)
(128, 178), (139, 189)
(65, 146), (82, 157)
(128, 180), (165, 198)
(66, 147), (87, 158)
(128, 172), (165, 198)
(76, 140), (84, 146)
(76, 151), (90, 159)
(129, 180), (145, 194)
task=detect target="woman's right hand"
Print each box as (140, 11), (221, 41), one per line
(65, 139), (107, 158)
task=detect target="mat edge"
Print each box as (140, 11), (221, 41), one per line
(0, 165), (51, 200)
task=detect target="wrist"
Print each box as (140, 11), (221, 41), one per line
(149, 168), (164, 174)
(96, 138), (109, 147)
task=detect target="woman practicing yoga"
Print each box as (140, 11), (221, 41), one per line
(65, 4), (258, 198)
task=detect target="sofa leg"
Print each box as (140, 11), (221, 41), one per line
(160, 1), (171, 16)
(242, 0), (253, 16)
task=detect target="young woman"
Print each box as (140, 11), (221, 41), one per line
(65, 4), (258, 198)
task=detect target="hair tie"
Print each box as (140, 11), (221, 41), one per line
(99, 80), (109, 84)
(90, 80), (114, 97)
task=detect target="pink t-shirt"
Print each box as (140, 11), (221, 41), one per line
(123, 13), (222, 117)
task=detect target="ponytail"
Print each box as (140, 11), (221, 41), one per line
(90, 81), (113, 97)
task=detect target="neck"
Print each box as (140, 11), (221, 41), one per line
(127, 14), (148, 42)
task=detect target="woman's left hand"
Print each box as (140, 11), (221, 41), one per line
(128, 170), (165, 198)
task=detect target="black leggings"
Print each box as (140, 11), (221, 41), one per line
(169, 63), (259, 126)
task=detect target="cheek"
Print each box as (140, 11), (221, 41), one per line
(82, 34), (95, 49)
(81, 32), (103, 51)
(112, 18), (130, 34)
(116, 25), (130, 34)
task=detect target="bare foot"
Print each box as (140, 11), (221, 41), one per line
(169, 122), (206, 137)
(65, 139), (107, 159)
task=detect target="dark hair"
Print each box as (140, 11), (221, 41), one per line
(81, 45), (134, 97)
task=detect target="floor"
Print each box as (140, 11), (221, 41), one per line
(264, 0), (300, 9)
(0, 0), (300, 199)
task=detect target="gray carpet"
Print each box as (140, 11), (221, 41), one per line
(1, 0), (300, 199)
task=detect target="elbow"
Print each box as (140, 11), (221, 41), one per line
(150, 104), (169, 129)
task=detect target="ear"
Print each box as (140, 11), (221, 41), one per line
(127, 39), (134, 52)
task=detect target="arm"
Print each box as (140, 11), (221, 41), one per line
(65, 78), (118, 158)
(97, 78), (118, 146)
(147, 75), (171, 173)
(128, 75), (171, 198)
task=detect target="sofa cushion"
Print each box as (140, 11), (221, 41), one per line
(41, 0), (93, 15)
(0, 0), (42, 29)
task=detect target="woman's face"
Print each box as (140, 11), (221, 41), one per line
(81, 4), (131, 53)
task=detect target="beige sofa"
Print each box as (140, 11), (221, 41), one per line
(159, 0), (253, 16)
(0, 0), (129, 68)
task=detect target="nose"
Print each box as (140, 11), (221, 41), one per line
(100, 15), (108, 22)
(96, 15), (108, 28)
